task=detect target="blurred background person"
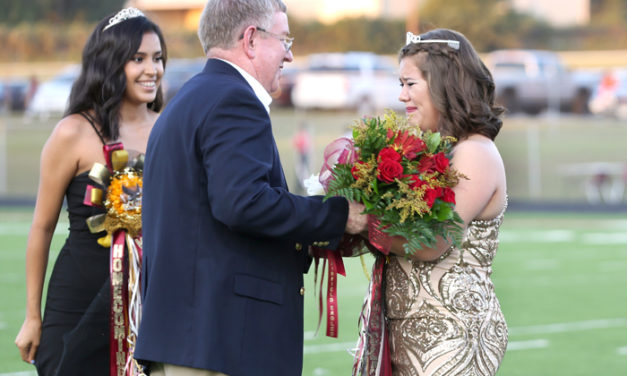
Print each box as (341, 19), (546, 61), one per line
(292, 121), (313, 192)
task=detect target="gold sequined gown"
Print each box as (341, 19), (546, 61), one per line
(385, 207), (508, 376)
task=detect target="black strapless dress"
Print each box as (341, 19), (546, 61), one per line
(36, 171), (110, 375)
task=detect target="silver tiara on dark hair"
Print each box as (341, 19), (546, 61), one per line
(406, 32), (460, 50)
(103, 7), (145, 31)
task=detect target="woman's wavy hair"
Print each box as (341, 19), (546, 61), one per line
(65, 12), (167, 141)
(399, 28), (504, 141)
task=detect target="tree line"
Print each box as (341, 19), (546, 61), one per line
(0, 0), (626, 62)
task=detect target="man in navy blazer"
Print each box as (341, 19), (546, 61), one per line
(134, 1), (367, 375)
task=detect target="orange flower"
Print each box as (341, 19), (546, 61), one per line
(106, 171), (142, 217)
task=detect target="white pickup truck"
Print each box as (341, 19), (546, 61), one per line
(485, 49), (600, 114)
(290, 52), (404, 113)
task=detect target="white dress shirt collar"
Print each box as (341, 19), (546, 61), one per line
(216, 58), (272, 114)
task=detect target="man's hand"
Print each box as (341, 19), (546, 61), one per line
(345, 201), (367, 235)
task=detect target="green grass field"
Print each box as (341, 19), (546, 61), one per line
(1, 209), (627, 374)
(1, 110), (627, 374)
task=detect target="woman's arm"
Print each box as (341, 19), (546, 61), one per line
(387, 137), (505, 261)
(14, 117), (81, 363)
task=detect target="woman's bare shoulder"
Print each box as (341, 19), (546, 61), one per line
(51, 113), (93, 141)
(453, 135), (502, 164)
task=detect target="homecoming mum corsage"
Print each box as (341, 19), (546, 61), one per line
(84, 142), (146, 376)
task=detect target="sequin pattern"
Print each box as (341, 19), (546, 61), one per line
(385, 206), (508, 376)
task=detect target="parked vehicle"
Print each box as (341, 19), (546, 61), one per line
(0, 79), (29, 112)
(290, 52), (404, 113)
(272, 65), (300, 107)
(485, 49), (600, 114)
(27, 65), (79, 117)
(161, 58), (205, 104)
(588, 68), (627, 119)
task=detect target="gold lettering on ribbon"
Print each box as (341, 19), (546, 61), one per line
(116, 350), (126, 375)
(111, 237), (127, 376)
(111, 272), (123, 286)
(114, 322), (125, 340)
(113, 242), (124, 259)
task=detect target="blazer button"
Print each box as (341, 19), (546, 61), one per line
(299, 287), (305, 296)
(295, 242), (303, 251)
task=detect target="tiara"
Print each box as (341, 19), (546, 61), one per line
(103, 7), (145, 31)
(405, 32), (460, 50)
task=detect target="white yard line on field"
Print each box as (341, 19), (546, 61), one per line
(0, 222), (68, 236)
(499, 230), (575, 243)
(617, 347), (627, 355)
(0, 372), (36, 376)
(499, 230), (627, 245)
(508, 318), (627, 335)
(582, 232), (627, 244)
(506, 339), (549, 351)
(304, 341), (356, 354)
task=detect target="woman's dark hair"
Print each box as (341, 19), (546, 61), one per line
(66, 12), (168, 141)
(399, 28), (504, 141)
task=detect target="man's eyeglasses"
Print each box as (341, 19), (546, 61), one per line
(256, 27), (294, 52)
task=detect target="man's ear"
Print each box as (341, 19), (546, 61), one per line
(242, 26), (257, 59)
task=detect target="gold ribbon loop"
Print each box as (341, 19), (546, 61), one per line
(86, 213), (106, 233)
(111, 149), (129, 171)
(89, 163), (111, 187)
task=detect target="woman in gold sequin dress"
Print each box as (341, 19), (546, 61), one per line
(385, 29), (508, 375)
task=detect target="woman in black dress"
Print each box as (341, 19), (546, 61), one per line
(15, 8), (167, 375)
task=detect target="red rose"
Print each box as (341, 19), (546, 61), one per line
(377, 159), (403, 183)
(407, 174), (427, 191)
(433, 152), (450, 173)
(378, 147), (401, 162)
(441, 187), (456, 204)
(424, 187), (442, 208)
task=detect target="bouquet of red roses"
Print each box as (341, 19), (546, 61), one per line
(323, 111), (465, 256)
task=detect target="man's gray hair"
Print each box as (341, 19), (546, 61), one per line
(198, 0), (287, 53)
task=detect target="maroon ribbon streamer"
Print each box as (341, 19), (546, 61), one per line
(110, 230), (129, 376)
(354, 255), (392, 376)
(103, 142), (124, 171)
(311, 247), (346, 338)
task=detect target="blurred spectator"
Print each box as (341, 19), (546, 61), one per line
(292, 121), (313, 192)
(25, 75), (39, 109)
(588, 69), (619, 116)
